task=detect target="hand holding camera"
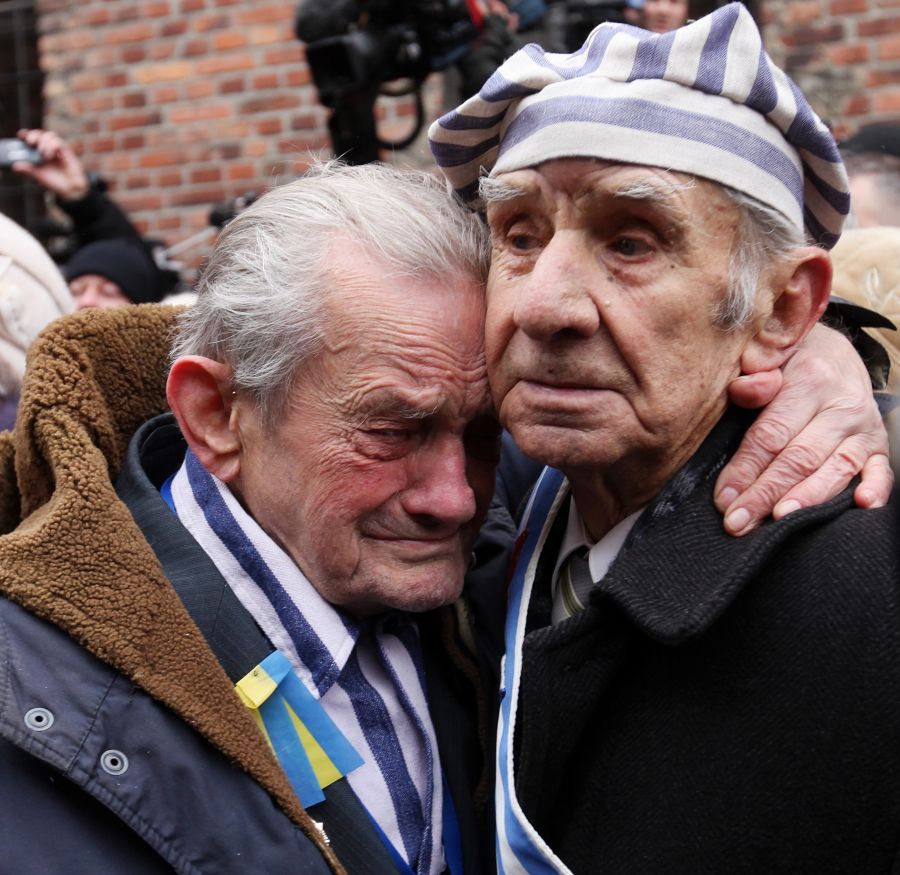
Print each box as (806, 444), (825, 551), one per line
(8, 128), (91, 202)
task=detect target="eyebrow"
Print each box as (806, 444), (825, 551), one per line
(479, 176), (530, 206)
(359, 392), (442, 422)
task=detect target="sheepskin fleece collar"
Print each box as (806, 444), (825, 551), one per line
(0, 305), (342, 873)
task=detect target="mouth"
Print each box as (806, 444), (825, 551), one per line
(369, 533), (465, 560)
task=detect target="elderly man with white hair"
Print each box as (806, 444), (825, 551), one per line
(431, 3), (900, 872)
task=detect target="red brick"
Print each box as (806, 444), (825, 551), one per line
(190, 167), (222, 183)
(109, 111), (162, 131)
(252, 73), (279, 89)
(867, 66), (900, 84)
(249, 25), (283, 46)
(197, 53), (255, 74)
(781, 22), (845, 46)
(286, 68), (312, 87)
(142, 1), (172, 15)
(158, 171), (184, 186)
(256, 118), (283, 135)
(105, 153), (134, 172)
(152, 42), (178, 60)
(170, 104), (232, 123)
(107, 22), (154, 43)
(122, 91), (148, 109)
(186, 79), (215, 99)
(227, 162), (256, 180)
(263, 47), (300, 65)
(291, 114), (320, 131)
(239, 94), (299, 114)
(194, 13), (229, 31)
(184, 38), (209, 56)
(125, 173), (152, 189)
(170, 185), (229, 207)
(236, 5), (293, 25)
(90, 137), (117, 153)
(784, 1), (824, 24)
(859, 13), (900, 33)
(85, 7), (111, 24)
(153, 85), (181, 103)
(831, 0), (868, 11)
(121, 46), (147, 64)
(118, 193), (164, 212)
(220, 77), (246, 94)
(213, 143), (242, 159)
(139, 149), (184, 167)
(135, 61), (195, 83)
(874, 89), (900, 110)
(181, 0), (206, 10)
(828, 42), (870, 63)
(158, 214), (183, 231)
(160, 20), (188, 37)
(87, 93), (116, 113)
(879, 33), (900, 58)
(845, 92), (873, 114)
(112, 5), (141, 21)
(213, 32), (247, 50)
(120, 133), (146, 149)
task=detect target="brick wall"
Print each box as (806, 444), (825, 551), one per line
(36, 0), (898, 272)
(763, 0), (900, 140)
(34, 0), (434, 272)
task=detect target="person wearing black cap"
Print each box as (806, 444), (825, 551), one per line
(840, 121), (900, 227)
(64, 237), (166, 310)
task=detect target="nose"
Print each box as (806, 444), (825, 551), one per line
(71, 285), (98, 311)
(513, 230), (602, 340)
(401, 433), (477, 530)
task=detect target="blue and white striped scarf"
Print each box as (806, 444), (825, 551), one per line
(170, 449), (445, 875)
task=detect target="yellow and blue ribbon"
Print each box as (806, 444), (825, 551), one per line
(236, 650), (364, 808)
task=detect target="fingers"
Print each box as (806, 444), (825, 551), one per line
(727, 369), (783, 409)
(17, 128), (65, 161)
(714, 389), (819, 515)
(14, 128), (88, 200)
(854, 452), (894, 508)
(716, 399), (888, 535)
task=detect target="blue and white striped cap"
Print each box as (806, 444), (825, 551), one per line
(428, 3), (849, 248)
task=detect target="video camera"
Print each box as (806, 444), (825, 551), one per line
(296, 0), (479, 107)
(295, 0), (491, 163)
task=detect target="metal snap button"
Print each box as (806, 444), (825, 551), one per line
(100, 749), (129, 776)
(23, 707), (54, 731)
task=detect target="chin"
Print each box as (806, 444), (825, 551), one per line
(378, 561), (467, 614)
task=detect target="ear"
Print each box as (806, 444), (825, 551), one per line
(167, 356), (243, 482)
(740, 246), (832, 374)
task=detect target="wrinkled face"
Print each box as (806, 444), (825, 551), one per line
(69, 274), (132, 310)
(233, 258), (498, 616)
(641, 0), (689, 32)
(485, 159), (751, 497)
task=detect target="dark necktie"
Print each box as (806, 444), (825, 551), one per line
(558, 547), (594, 617)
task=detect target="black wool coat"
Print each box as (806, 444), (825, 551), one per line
(512, 408), (900, 874)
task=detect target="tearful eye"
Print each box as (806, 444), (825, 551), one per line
(613, 237), (651, 257)
(366, 428), (414, 441)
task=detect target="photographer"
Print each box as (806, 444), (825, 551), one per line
(296, 0), (545, 163)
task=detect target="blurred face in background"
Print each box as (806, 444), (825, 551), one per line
(69, 274), (132, 310)
(641, 0), (689, 32)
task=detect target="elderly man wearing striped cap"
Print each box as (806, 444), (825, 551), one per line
(431, 4), (900, 872)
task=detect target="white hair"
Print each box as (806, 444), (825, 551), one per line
(172, 161), (490, 427)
